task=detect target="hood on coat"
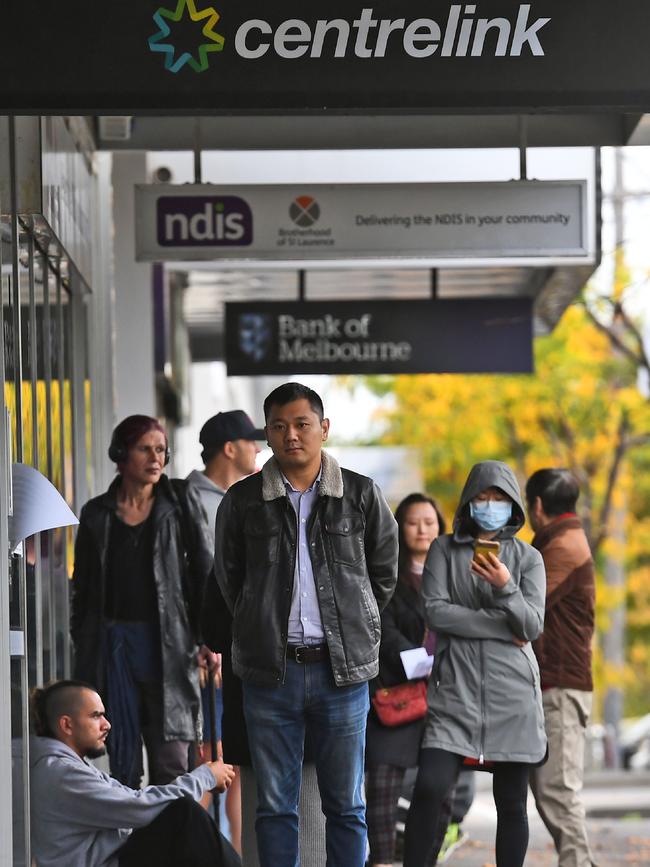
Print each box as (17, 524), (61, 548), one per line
(29, 735), (84, 769)
(453, 460), (525, 541)
(185, 468), (225, 497)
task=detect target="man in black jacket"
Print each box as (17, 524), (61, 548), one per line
(213, 382), (398, 867)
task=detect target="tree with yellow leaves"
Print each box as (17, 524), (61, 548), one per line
(367, 299), (650, 716)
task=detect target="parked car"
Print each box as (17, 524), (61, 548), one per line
(620, 714), (650, 770)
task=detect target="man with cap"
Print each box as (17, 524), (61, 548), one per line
(187, 410), (265, 535)
(187, 410), (265, 855)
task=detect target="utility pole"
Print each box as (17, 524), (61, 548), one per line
(601, 147), (627, 768)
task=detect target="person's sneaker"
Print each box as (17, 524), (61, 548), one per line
(436, 822), (469, 863)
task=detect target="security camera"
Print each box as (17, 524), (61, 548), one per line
(153, 166), (173, 184)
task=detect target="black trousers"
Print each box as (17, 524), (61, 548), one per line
(108, 681), (190, 788)
(403, 748), (530, 867)
(118, 797), (241, 867)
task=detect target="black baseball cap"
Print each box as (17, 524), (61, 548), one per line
(199, 410), (265, 448)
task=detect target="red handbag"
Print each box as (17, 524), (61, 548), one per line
(371, 680), (428, 727)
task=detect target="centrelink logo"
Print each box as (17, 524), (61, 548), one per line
(157, 195), (253, 247)
(148, 0), (224, 73)
(148, 3), (552, 72)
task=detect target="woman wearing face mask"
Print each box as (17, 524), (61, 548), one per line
(365, 494), (446, 867)
(403, 461), (547, 867)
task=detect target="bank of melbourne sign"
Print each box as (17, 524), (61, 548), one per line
(135, 180), (590, 265)
(225, 299), (533, 375)
(3, 2), (650, 112)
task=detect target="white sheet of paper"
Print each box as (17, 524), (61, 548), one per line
(8, 463), (79, 553)
(400, 647), (434, 680)
(10, 630), (25, 657)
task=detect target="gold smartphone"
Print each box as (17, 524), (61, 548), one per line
(472, 539), (501, 564)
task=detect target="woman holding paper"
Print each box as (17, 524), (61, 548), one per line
(403, 461), (547, 867)
(365, 493), (446, 867)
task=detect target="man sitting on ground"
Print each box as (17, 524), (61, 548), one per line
(29, 680), (240, 867)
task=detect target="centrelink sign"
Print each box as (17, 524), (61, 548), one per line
(2, 1), (650, 112)
(228, 5), (550, 61)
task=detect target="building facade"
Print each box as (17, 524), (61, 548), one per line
(0, 116), (115, 865)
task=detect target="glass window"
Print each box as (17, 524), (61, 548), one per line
(1, 210), (30, 865)
(2, 207), (93, 865)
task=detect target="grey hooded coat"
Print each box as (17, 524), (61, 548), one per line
(421, 461), (547, 764)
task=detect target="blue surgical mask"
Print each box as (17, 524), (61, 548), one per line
(470, 500), (512, 531)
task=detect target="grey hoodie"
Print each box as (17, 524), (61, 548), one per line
(29, 737), (215, 867)
(421, 461), (547, 764)
(186, 468), (226, 541)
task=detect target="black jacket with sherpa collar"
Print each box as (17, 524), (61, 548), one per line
(211, 450), (399, 687)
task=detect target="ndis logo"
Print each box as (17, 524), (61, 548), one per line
(157, 196), (253, 247)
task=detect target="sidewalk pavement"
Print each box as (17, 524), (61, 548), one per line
(395, 771), (650, 866)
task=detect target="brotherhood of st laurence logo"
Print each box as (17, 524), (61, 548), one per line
(148, 0), (224, 73)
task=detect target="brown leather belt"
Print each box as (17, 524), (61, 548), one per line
(286, 644), (329, 664)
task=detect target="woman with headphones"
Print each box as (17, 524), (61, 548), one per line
(70, 415), (214, 787)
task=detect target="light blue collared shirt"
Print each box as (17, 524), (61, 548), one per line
(283, 468), (325, 645)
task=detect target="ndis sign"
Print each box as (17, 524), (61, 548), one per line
(156, 195), (253, 247)
(136, 180), (591, 264)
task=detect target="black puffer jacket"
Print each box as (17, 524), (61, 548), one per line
(212, 451), (398, 687)
(70, 475), (214, 741)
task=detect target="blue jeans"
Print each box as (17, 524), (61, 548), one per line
(243, 660), (369, 867)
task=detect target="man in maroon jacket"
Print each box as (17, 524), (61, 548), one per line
(526, 469), (597, 867)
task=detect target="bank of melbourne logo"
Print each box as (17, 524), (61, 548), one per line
(289, 196), (321, 228)
(157, 196), (253, 247)
(148, 0), (225, 73)
(238, 314), (272, 362)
